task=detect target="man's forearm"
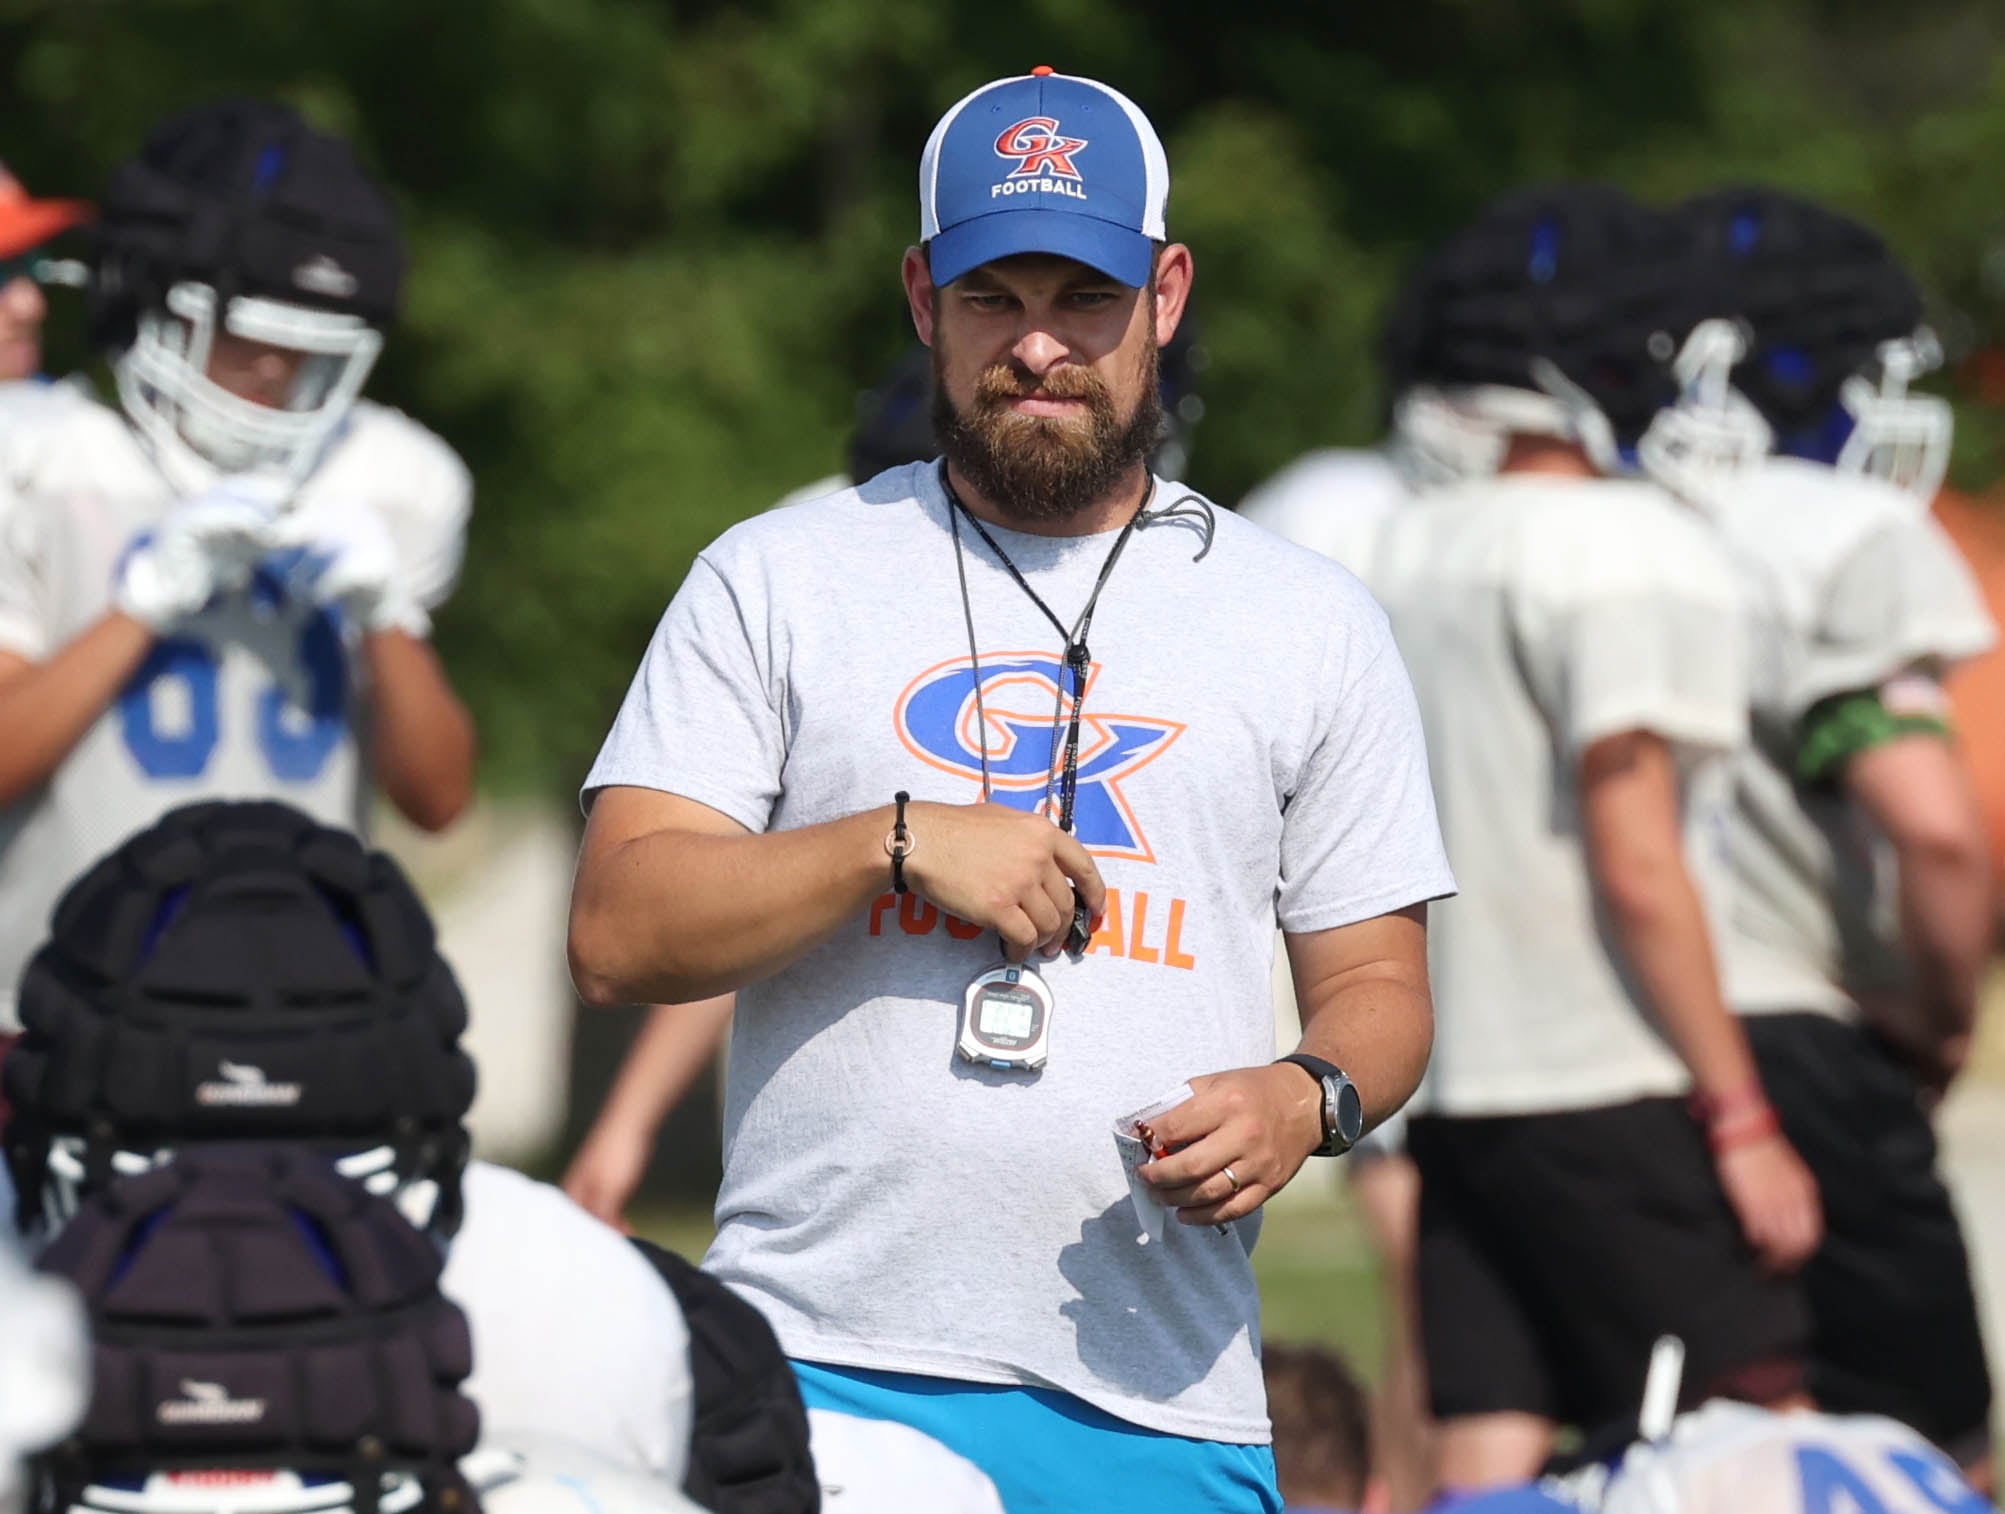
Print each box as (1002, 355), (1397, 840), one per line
(1844, 735), (1993, 1059)
(1582, 732), (1763, 1103)
(1604, 865), (1761, 1101)
(570, 800), (896, 1007)
(0, 614), (154, 805)
(363, 631), (475, 832)
(1285, 912), (1434, 1130)
(1893, 838), (1990, 1042)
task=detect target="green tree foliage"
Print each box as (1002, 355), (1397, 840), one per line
(7, 0), (2005, 793)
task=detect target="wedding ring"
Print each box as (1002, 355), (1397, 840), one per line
(1222, 1165), (1241, 1194)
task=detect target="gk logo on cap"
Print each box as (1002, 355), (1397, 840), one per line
(919, 70), (1167, 288)
(994, 118), (1087, 180)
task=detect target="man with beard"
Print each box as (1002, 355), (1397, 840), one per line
(569, 69), (1453, 1514)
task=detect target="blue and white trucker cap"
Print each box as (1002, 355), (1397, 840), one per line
(919, 67), (1168, 289)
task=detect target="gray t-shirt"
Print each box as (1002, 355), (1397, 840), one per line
(1711, 458), (1997, 1019)
(1371, 474), (1748, 1117)
(584, 462), (1453, 1443)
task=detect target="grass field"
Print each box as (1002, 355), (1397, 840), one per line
(633, 1187), (1391, 1381)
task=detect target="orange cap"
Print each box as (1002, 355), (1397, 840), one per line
(0, 164), (92, 260)
(1031, 65), (1056, 76)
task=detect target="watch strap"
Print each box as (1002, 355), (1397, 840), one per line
(1278, 1052), (1344, 1086)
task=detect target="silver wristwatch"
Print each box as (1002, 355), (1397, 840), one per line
(1277, 1054), (1364, 1157)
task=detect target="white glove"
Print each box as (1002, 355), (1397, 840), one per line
(268, 502), (426, 635)
(113, 479), (283, 631)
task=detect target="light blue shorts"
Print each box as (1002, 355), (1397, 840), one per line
(793, 1360), (1282, 1513)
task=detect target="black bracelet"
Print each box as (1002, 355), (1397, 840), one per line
(887, 790), (914, 894)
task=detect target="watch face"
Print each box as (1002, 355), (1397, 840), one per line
(1332, 1078), (1365, 1146)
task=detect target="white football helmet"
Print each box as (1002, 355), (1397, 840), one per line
(114, 281), (381, 497)
(1425, 356), (1629, 479)
(1636, 318), (1774, 509)
(1388, 385), (1509, 488)
(90, 101), (403, 499)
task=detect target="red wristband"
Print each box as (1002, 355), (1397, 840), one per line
(1705, 1104), (1781, 1156)
(1689, 1083), (1769, 1126)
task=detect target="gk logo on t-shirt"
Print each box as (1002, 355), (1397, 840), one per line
(895, 652), (1182, 861)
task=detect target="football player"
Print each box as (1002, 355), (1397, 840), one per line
(0, 161), (90, 382)
(1644, 187), (1995, 1487)
(1369, 185), (1819, 1492)
(32, 1143), (730, 1514)
(0, 99), (476, 1040)
(27, 1145), (482, 1514)
(2, 803), (706, 1491)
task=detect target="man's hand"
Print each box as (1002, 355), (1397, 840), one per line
(1714, 1130), (1822, 1274)
(114, 479), (281, 630)
(1134, 1065), (1324, 1226)
(898, 800), (1106, 962)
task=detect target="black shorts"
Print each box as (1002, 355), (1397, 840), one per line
(1747, 1013), (1993, 1463)
(1409, 1098), (1807, 1434)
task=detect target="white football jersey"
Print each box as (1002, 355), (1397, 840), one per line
(469, 1436), (708, 1514)
(0, 1230), (88, 1514)
(1371, 474), (1747, 1116)
(1236, 447), (1408, 589)
(1603, 1400), (1987, 1514)
(1708, 458), (1996, 1020)
(445, 1163), (694, 1485)
(807, 1410), (1005, 1514)
(0, 380), (471, 1029)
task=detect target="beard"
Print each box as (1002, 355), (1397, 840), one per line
(932, 335), (1162, 526)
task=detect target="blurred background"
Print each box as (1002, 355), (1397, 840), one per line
(12, 0), (2005, 1389)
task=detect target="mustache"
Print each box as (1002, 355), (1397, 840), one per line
(970, 364), (1115, 409)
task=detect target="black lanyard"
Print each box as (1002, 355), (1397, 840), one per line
(942, 464), (1152, 834)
